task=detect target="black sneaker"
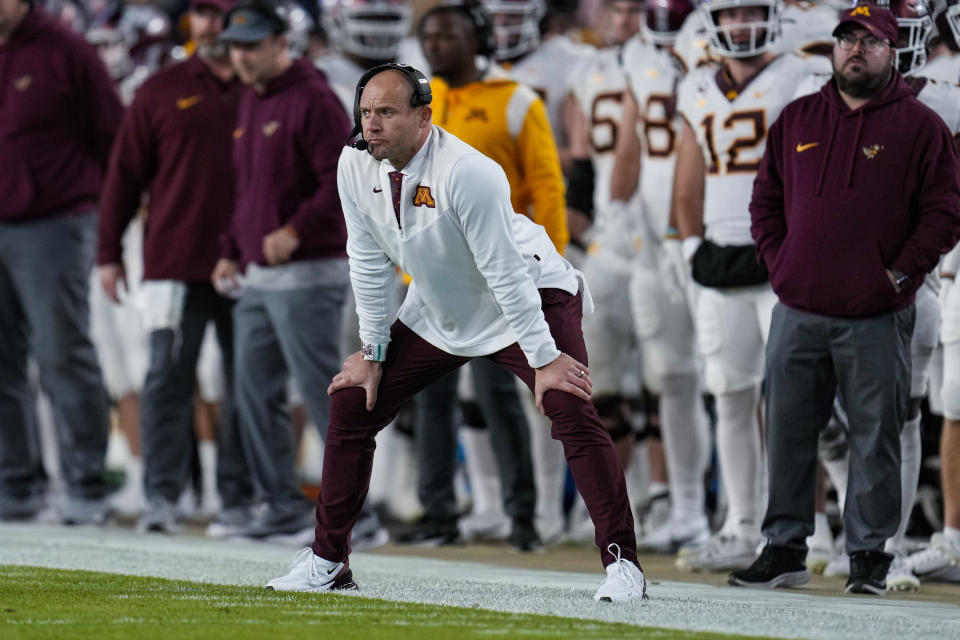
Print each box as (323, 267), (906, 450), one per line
(394, 518), (462, 546)
(509, 518), (543, 553)
(728, 544), (810, 589)
(845, 550), (893, 595)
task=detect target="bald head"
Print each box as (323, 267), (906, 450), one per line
(359, 69), (432, 169)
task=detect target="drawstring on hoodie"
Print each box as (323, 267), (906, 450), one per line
(815, 103), (865, 196)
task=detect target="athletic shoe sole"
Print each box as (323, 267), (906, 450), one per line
(845, 580), (885, 595)
(265, 569), (359, 592)
(728, 569), (810, 589)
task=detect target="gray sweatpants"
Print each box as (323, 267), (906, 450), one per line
(762, 302), (914, 554)
(233, 279), (347, 516)
(140, 284), (252, 509)
(0, 212), (109, 509)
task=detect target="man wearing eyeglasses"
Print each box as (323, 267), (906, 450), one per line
(731, 2), (960, 594)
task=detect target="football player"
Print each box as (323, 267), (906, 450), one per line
(673, 0), (830, 572)
(604, 0), (715, 554)
(563, 0), (647, 544)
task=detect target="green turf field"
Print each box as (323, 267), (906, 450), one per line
(0, 565), (765, 640)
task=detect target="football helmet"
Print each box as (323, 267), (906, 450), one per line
(887, 0), (943, 75)
(644, 0), (697, 47)
(481, 0), (547, 61)
(699, 0), (784, 58)
(86, 4), (133, 81)
(278, 1), (316, 58)
(321, 0), (412, 62)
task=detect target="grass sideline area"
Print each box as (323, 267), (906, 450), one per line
(0, 565), (768, 640)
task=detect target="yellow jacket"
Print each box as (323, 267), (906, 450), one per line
(430, 67), (568, 253)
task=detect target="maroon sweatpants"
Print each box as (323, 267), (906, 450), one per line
(311, 289), (638, 569)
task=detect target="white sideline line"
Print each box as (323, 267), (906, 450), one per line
(0, 522), (957, 639)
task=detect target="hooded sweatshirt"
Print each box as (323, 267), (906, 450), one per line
(222, 58), (349, 268)
(750, 72), (960, 317)
(0, 9), (122, 222)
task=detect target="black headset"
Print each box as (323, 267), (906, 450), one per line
(419, 0), (496, 58)
(223, 0), (288, 37)
(349, 63), (433, 150)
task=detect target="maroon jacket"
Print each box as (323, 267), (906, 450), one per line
(221, 58), (349, 268)
(750, 72), (960, 318)
(98, 56), (243, 282)
(0, 9), (122, 222)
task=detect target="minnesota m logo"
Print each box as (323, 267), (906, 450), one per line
(849, 6), (871, 16)
(413, 185), (436, 208)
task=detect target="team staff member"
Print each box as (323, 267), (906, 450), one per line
(732, 4), (960, 594)
(265, 65), (646, 602)
(0, 0), (121, 523)
(97, 0), (253, 535)
(422, 4), (567, 253)
(212, 0), (362, 541)
(397, 0), (553, 551)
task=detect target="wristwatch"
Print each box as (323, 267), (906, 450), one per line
(360, 342), (387, 362)
(892, 270), (911, 293)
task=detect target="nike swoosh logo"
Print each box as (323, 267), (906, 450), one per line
(796, 142), (820, 152)
(326, 562), (341, 576)
(177, 95), (202, 110)
(373, 187), (382, 193)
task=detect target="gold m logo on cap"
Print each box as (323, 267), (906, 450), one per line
(850, 6), (871, 16)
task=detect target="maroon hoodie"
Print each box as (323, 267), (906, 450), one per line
(98, 56), (243, 282)
(0, 9), (122, 222)
(221, 58), (349, 268)
(750, 72), (960, 318)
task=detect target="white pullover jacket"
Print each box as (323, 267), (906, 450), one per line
(337, 126), (591, 368)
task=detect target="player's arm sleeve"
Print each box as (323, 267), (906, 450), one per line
(514, 92), (569, 253)
(338, 153), (398, 353)
(451, 154), (561, 368)
(287, 92), (352, 238)
(890, 120), (960, 280)
(749, 115), (787, 270)
(97, 89), (154, 267)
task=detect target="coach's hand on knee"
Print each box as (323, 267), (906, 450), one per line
(534, 353), (592, 414)
(328, 351), (382, 411)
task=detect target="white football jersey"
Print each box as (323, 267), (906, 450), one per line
(677, 53), (829, 245)
(623, 38), (686, 237)
(570, 46), (630, 220)
(313, 51), (367, 114)
(505, 34), (594, 147)
(922, 52), (960, 85)
(777, 1), (838, 55)
(914, 76), (960, 295)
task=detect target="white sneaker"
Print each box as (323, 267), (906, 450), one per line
(459, 510), (511, 543)
(639, 515), (710, 554)
(905, 533), (960, 582)
(885, 554), (920, 592)
(265, 548), (359, 592)
(676, 533), (760, 572)
(594, 544), (648, 602)
(109, 481), (146, 519)
(823, 551), (850, 577)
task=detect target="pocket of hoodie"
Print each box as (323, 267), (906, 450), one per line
(0, 154), (38, 218)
